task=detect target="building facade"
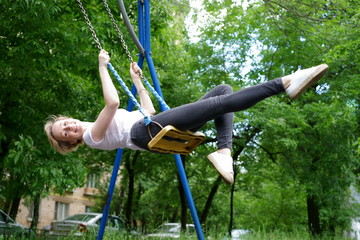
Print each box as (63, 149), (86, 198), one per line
(15, 173), (100, 230)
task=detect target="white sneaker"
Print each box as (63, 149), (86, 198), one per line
(207, 152), (234, 185)
(286, 64), (328, 99)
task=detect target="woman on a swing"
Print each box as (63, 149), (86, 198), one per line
(45, 49), (328, 185)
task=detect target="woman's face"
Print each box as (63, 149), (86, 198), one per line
(52, 118), (83, 144)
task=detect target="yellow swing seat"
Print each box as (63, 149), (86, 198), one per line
(148, 125), (205, 155)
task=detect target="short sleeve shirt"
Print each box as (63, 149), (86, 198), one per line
(83, 109), (145, 150)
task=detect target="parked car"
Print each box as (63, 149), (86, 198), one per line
(47, 213), (127, 237)
(0, 209), (33, 237)
(229, 229), (251, 239)
(146, 222), (196, 238)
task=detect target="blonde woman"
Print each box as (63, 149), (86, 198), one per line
(45, 49), (328, 185)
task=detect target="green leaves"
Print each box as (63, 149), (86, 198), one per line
(5, 135), (39, 172)
(0, 0), (359, 235)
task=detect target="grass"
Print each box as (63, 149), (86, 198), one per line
(242, 230), (353, 240)
(0, 228), (354, 240)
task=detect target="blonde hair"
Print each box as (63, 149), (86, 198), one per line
(44, 115), (83, 155)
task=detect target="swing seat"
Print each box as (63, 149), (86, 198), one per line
(148, 125), (205, 155)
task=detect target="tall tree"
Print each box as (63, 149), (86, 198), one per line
(0, 0), (116, 222)
(196, 0), (360, 236)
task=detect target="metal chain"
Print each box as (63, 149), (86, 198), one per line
(75, 0), (102, 51)
(102, 0), (150, 83)
(101, 0), (170, 108)
(102, 0), (134, 63)
(101, 0), (171, 111)
(76, 0), (167, 110)
(75, 0), (159, 123)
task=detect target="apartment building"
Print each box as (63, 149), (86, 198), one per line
(15, 173), (101, 230)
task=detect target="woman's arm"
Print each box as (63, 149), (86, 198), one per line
(130, 63), (156, 115)
(91, 50), (120, 142)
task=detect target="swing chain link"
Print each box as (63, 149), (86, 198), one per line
(76, 0), (171, 135)
(76, 0), (146, 81)
(102, 0), (166, 105)
(102, 0), (134, 63)
(101, 0), (148, 81)
(76, 0), (102, 51)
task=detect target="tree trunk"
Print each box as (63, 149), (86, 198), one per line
(133, 182), (142, 229)
(115, 185), (124, 216)
(328, 217), (336, 236)
(0, 144), (9, 209)
(125, 151), (139, 229)
(228, 174), (235, 235)
(9, 196), (21, 220)
(30, 193), (41, 230)
(3, 199), (11, 215)
(200, 176), (222, 224)
(228, 149), (242, 234)
(307, 195), (321, 236)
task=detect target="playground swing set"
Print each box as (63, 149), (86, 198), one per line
(75, 0), (206, 239)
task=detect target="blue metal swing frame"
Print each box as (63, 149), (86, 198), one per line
(96, 1), (205, 240)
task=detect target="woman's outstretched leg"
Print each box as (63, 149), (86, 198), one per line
(207, 63), (328, 185)
(144, 78), (286, 185)
(131, 64), (328, 185)
(206, 78), (286, 185)
(193, 84), (234, 151)
(195, 85), (235, 185)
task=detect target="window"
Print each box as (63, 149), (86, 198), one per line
(86, 173), (98, 188)
(54, 202), (69, 220)
(27, 201), (34, 221)
(85, 206), (92, 213)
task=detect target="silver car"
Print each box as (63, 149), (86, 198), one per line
(48, 213), (126, 237)
(146, 223), (196, 238)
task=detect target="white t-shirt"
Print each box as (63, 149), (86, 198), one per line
(83, 109), (145, 151)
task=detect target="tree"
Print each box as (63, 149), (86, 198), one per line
(194, 0), (360, 236)
(0, 0), (114, 225)
(1, 0), (359, 236)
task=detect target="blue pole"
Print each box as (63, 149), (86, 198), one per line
(144, 55), (205, 240)
(174, 154), (205, 240)
(137, 50), (145, 70)
(137, 1), (145, 51)
(97, 25), (146, 240)
(97, 149), (124, 240)
(144, 0), (151, 55)
(142, 0), (166, 111)
(98, 1), (205, 239)
(142, 1), (205, 239)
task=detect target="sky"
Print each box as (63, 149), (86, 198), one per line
(186, 0), (256, 79)
(186, 0), (251, 42)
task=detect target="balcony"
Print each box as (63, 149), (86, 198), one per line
(83, 187), (99, 196)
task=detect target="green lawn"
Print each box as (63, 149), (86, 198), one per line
(1, 228), (354, 240)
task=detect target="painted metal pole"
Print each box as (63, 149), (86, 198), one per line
(141, 0), (167, 110)
(97, 149), (124, 240)
(98, 1), (205, 239)
(97, 5), (146, 240)
(137, 0), (145, 51)
(173, 154), (205, 240)
(140, 1), (205, 239)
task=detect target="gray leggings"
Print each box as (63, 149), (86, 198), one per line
(131, 78), (284, 152)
